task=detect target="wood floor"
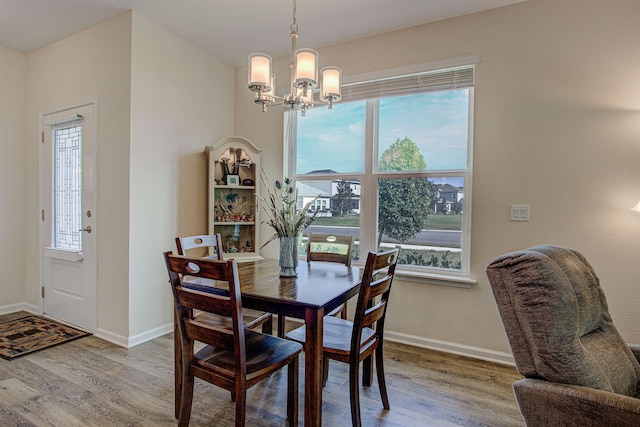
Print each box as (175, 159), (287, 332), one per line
(0, 311), (524, 426)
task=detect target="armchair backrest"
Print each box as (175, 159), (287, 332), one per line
(486, 245), (640, 397)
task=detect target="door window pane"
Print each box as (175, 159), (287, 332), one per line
(53, 125), (82, 251)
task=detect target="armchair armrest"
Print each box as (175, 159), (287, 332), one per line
(628, 344), (640, 364)
(513, 378), (640, 427)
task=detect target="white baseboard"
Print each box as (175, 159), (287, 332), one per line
(93, 328), (129, 347)
(95, 322), (173, 348)
(385, 330), (515, 366)
(0, 302), (514, 365)
(280, 319), (514, 366)
(127, 322), (173, 348)
(0, 302), (39, 316)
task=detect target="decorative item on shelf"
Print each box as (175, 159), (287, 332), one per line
(219, 147), (252, 185)
(218, 192), (252, 222)
(242, 178), (255, 186)
(247, 0), (342, 116)
(220, 158), (232, 184)
(257, 168), (320, 277)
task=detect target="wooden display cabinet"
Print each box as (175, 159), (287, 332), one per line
(205, 136), (263, 262)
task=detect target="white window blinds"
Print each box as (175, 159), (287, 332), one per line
(340, 65), (475, 103)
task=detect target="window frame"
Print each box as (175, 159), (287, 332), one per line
(284, 56), (478, 285)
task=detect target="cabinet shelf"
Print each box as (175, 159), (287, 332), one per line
(214, 222), (255, 226)
(216, 184), (255, 190)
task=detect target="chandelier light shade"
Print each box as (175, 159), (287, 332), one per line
(320, 66), (342, 104)
(294, 48), (318, 87)
(248, 54), (272, 90)
(247, 0), (341, 114)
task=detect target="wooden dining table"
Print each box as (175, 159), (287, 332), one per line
(180, 258), (362, 427)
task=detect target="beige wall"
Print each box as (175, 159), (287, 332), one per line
(3, 0), (639, 357)
(6, 10), (235, 343)
(129, 12), (234, 336)
(236, 0), (640, 358)
(25, 13), (133, 337)
(0, 46), (27, 307)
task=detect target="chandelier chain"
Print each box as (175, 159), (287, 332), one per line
(293, 0), (297, 26)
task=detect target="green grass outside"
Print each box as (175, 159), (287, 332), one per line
(298, 238), (461, 270)
(311, 213), (462, 231)
(312, 215), (361, 227)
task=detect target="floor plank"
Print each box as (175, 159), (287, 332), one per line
(0, 312), (524, 426)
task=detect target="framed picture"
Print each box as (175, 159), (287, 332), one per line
(227, 175), (239, 186)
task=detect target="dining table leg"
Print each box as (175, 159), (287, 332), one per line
(304, 307), (324, 427)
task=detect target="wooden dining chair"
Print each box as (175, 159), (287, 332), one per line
(176, 234), (273, 335)
(286, 248), (400, 427)
(164, 252), (302, 427)
(277, 232), (355, 337)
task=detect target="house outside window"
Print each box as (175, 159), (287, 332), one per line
(285, 59), (476, 278)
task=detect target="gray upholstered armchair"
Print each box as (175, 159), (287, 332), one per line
(486, 245), (640, 426)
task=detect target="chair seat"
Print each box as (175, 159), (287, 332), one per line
(193, 330), (302, 383)
(286, 315), (377, 357)
(195, 309), (271, 331)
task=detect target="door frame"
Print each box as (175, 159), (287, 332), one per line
(38, 97), (98, 332)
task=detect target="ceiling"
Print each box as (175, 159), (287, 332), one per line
(0, 0), (527, 67)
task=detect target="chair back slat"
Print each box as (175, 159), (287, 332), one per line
(361, 275), (393, 327)
(306, 232), (354, 266)
(175, 233), (224, 260)
(175, 287), (232, 317)
(351, 248), (399, 352)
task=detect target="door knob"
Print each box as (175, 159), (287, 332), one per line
(79, 226), (92, 233)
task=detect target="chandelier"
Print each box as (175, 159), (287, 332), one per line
(247, 0), (342, 115)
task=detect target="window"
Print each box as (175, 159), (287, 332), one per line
(286, 59), (475, 278)
(53, 123), (83, 251)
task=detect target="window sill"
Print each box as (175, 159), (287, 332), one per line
(395, 268), (476, 288)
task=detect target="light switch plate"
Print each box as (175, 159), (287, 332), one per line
(510, 204), (530, 222)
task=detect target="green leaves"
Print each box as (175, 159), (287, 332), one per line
(377, 137), (431, 246)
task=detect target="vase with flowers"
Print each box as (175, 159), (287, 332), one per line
(258, 169), (319, 277)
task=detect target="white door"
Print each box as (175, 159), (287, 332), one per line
(40, 101), (96, 331)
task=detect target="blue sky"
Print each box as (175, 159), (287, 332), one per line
(296, 89), (469, 175)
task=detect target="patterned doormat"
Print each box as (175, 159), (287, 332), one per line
(0, 315), (90, 360)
